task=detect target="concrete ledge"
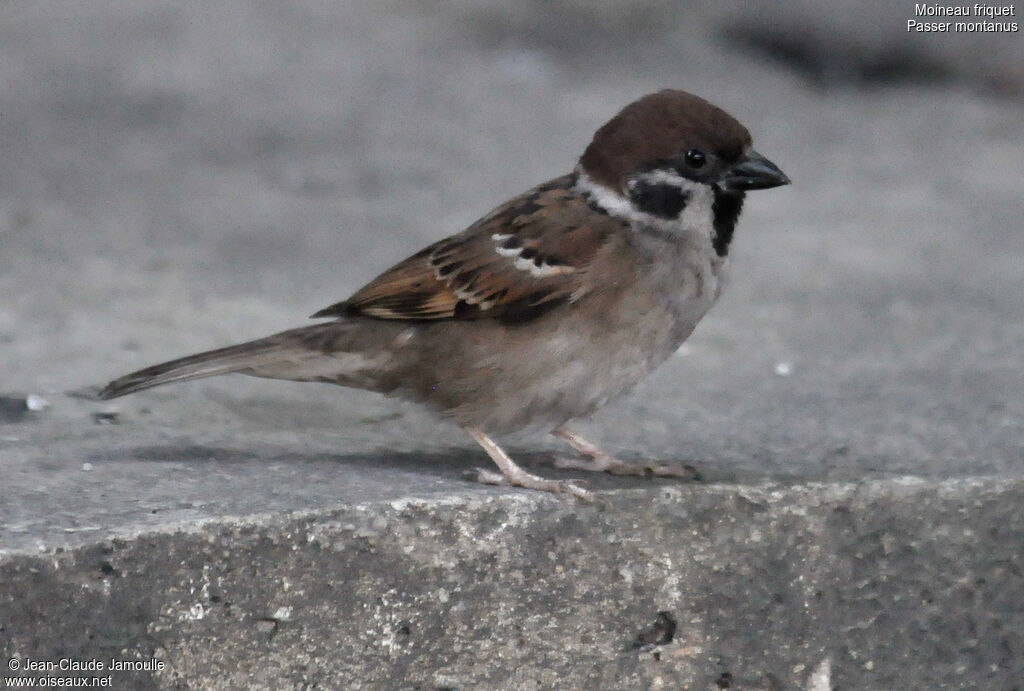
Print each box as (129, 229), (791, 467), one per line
(2, 477), (1021, 689)
(3, 2), (1022, 689)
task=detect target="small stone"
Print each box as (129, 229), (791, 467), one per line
(806, 657), (832, 691)
(26, 394), (50, 411)
(635, 611), (677, 647)
(92, 412), (120, 425)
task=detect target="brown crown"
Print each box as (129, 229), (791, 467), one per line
(579, 90), (752, 192)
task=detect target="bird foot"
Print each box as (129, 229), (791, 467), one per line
(551, 454), (699, 479)
(464, 466), (597, 502)
(551, 427), (700, 480)
(464, 428), (599, 503)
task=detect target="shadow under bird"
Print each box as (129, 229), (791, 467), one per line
(100, 89), (790, 502)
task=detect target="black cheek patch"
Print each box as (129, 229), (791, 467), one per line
(628, 181), (690, 219)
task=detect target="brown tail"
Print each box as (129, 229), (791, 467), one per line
(98, 325), (335, 400)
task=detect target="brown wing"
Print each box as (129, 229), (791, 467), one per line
(311, 174), (620, 323)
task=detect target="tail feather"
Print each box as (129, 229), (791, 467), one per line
(100, 335), (303, 400)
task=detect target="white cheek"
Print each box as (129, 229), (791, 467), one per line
(575, 171), (635, 217)
(677, 181), (714, 235)
(575, 167), (716, 242)
(631, 168), (687, 188)
(631, 170), (714, 230)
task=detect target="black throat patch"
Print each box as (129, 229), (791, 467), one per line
(628, 180), (691, 220)
(711, 189), (745, 257)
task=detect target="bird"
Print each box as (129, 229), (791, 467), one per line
(99, 89), (790, 502)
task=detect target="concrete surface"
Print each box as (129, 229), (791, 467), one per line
(1, 1), (1022, 688)
(3, 480), (1022, 689)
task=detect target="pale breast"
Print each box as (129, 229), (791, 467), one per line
(386, 236), (725, 434)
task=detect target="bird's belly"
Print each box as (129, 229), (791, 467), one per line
(352, 246), (725, 434)
(394, 296), (714, 434)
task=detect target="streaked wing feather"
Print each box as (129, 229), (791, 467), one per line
(313, 175), (618, 323)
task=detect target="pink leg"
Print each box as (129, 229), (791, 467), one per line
(464, 427), (597, 502)
(552, 428), (698, 480)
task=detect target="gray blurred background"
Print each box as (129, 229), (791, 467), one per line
(3, 0), (1021, 488)
(2, 1), (1023, 688)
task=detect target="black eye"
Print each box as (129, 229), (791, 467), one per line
(685, 149), (706, 169)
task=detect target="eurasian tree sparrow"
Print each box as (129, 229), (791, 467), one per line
(101, 90), (790, 501)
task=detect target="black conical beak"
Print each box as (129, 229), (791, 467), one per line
(719, 149), (790, 191)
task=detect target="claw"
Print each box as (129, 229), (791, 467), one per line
(464, 467), (508, 485)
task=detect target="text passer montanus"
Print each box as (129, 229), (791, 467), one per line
(101, 90), (789, 502)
